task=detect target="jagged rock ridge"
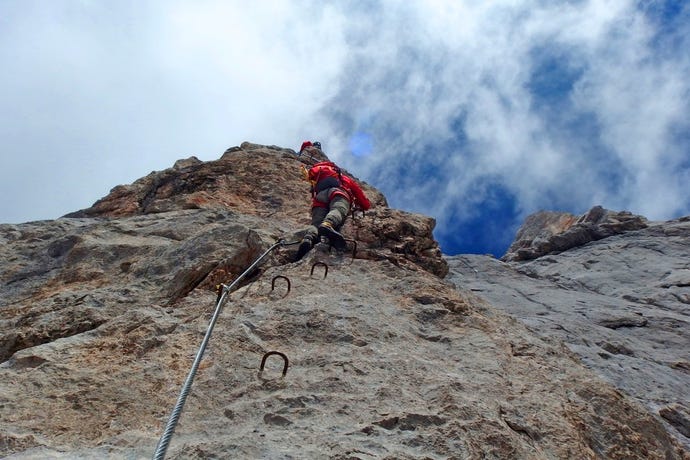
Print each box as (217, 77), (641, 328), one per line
(501, 205), (649, 262)
(63, 142), (447, 279)
(1, 143), (687, 458)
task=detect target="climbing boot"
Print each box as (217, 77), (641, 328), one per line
(295, 238), (314, 261)
(318, 221), (347, 250)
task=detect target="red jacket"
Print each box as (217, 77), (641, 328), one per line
(307, 162), (371, 211)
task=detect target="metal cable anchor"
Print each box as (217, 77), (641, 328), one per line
(345, 239), (357, 259)
(351, 208), (366, 220)
(329, 239), (357, 259)
(311, 262), (328, 278)
(259, 351), (289, 378)
(271, 275), (291, 296)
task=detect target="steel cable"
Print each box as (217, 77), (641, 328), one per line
(152, 239), (296, 459)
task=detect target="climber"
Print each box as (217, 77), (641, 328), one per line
(298, 140), (321, 155)
(295, 159), (371, 261)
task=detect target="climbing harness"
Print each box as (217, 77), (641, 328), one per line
(350, 208), (365, 220)
(152, 239), (298, 460)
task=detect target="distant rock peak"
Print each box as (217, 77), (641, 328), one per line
(502, 205), (649, 262)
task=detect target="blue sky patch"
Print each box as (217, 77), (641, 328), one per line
(435, 181), (520, 257)
(349, 131), (374, 157)
(527, 45), (584, 112)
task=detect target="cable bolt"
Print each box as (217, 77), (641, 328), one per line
(271, 275), (291, 296)
(311, 262), (329, 279)
(259, 351), (289, 378)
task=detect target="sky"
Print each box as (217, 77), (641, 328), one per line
(1, 0), (689, 257)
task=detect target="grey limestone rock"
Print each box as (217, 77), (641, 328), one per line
(448, 215), (690, 451)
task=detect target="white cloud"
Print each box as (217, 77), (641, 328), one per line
(1, 0), (689, 254)
(322, 0), (690, 229)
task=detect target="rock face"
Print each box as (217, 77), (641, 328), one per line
(63, 142), (445, 279)
(448, 211), (690, 452)
(1, 143), (687, 459)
